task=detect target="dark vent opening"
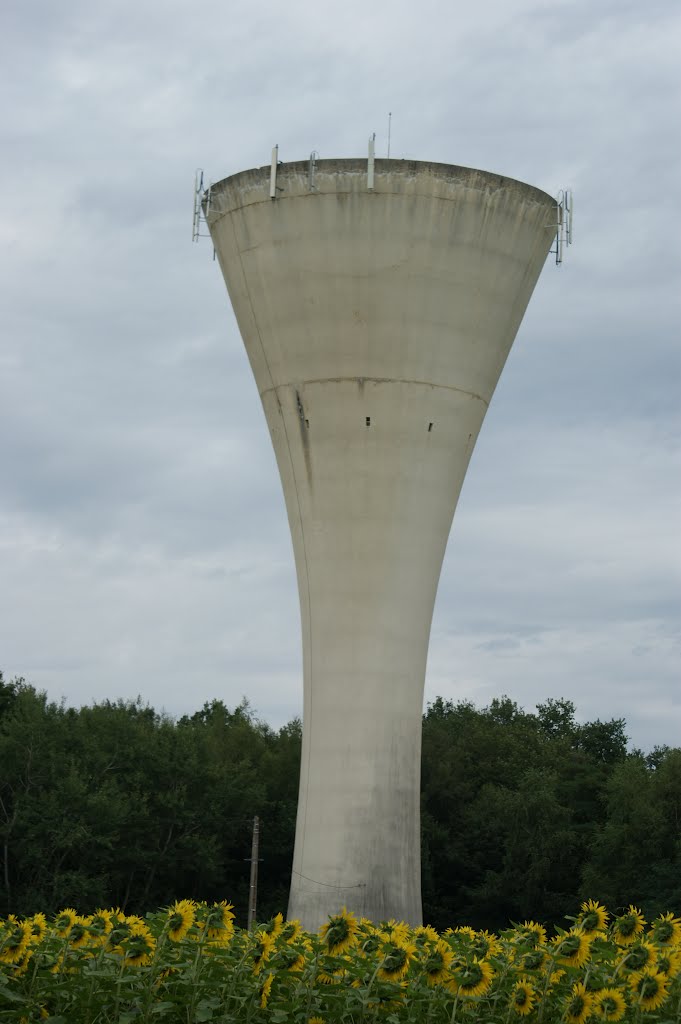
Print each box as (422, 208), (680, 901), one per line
(366, 416), (371, 427)
(428, 422), (433, 432)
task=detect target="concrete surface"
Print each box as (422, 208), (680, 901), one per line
(205, 158), (556, 930)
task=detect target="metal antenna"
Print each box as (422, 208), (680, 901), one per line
(387, 112), (392, 158)
(270, 145), (279, 200)
(192, 169), (213, 244)
(368, 133), (376, 191)
(551, 189), (575, 265)
(192, 169), (204, 242)
(308, 150), (319, 191)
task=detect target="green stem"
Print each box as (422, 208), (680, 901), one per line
(186, 923), (209, 1024)
(112, 955), (127, 1020)
(612, 950), (631, 979)
(84, 935), (110, 1022)
(140, 920), (169, 1023)
(220, 933), (251, 1014)
(359, 962), (382, 1022)
(537, 952), (558, 1024)
(304, 945), (321, 1021)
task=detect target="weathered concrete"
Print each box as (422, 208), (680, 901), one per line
(205, 159), (556, 930)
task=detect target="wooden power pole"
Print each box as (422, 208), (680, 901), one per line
(247, 815), (260, 930)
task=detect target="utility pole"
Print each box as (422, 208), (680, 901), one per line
(247, 815), (260, 930)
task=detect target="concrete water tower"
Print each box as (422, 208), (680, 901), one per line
(200, 152), (566, 930)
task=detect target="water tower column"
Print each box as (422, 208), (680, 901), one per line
(204, 157), (557, 929)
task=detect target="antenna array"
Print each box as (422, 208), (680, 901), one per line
(192, 169), (212, 242)
(552, 189), (574, 265)
(193, 158), (574, 275)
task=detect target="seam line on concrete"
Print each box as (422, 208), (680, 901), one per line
(260, 377), (490, 408)
(291, 868), (364, 890)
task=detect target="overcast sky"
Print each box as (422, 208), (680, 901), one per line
(1, 0), (679, 752)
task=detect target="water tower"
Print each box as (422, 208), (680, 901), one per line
(199, 152), (569, 929)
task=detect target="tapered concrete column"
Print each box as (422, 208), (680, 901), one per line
(205, 159), (556, 929)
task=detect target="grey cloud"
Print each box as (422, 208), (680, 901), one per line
(0, 0), (678, 752)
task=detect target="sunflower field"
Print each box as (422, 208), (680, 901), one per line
(2, 900), (681, 1022)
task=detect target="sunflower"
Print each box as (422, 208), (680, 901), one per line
(414, 924), (440, 944)
(612, 906), (646, 946)
(564, 982), (594, 1024)
(629, 968), (670, 1012)
(308, 1019), (325, 1024)
(506, 978), (533, 1016)
(29, 913), (47, 944)
(358, 928), (382, 957)
(619, 939), (657, 974)
(276, 944), (307, 972)
(125, 914), (146, 930)
(577, 899), (610, 936)
(649, 912), (681, 948)
(49, 951), (67, 975)
(318, 967), (344, 985)
(377, 940), (416, 981)
(544, 968), (565, 992)
(106, 917), (133, 949)
(472, 929), (501, 959)
(595, 988), (627, 1022)
(122, 922), (156, 967)
(421, 939), (453, 986)
(108, 908), (126, 927)
(250, 932), (275, 974)
(657, 948), (681, 979)
(280, 919), (303, 944)
(380, 919), (410, 945)
(552, 929), (593, 969)
(517, 921), (547, 947)
(514, 947), (548, 972)
(261, 912), (284, 941)
(200, 901), (235, 943)
(0, 920), (32, 964)
(53, 908), (78, 938)
(259, 972), (274, 1009)
(319, 907), (358, 955)
(449, 957), (494, 997)
(451, 925), (478, 942)
(13, 946), (34, 977)
(167, 900), (195, 942)
(66, 917), (91, 950)
(88, 910), (113, 943)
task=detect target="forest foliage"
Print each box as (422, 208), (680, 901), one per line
(1, 671), (679, 930)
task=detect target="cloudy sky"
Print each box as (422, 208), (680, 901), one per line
(1, 0), (679, 752)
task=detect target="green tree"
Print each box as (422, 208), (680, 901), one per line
(581, 748), (681, 916)
(1, 669), (678, 928)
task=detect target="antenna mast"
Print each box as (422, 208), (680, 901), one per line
(552, 189), (574, 264)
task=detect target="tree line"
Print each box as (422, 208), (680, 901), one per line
(1, 672), (679, 930)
